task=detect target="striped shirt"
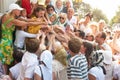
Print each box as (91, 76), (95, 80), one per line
(67, 54), (88, 80)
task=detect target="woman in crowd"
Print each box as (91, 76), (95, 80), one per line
(80, 41), (94, 68)
(52, 35), (68, 80)
(0, 3), (43, 74)
(28, 5), (49, 34)
(88, 50), (106, 80)
(46, 5), (56, 18)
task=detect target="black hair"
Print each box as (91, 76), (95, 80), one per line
(77, 30), (85, 39)
(13, 49), (24, 63)
(46, 5), (56, 13)
(83, 42), (93, 63)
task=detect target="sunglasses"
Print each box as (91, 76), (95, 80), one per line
(59, 17), (65, 20)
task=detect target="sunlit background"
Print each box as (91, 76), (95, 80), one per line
(1, 0), (120, 25)
(83, 0), (120, 20)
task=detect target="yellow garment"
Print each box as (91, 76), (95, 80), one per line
(28, 17), (41, 34)
(38, 0), (45, 5)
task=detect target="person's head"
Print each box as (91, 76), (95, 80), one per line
(13, 49), (24, 63)
(84, 12), (93, 23)
(75, 30), (85, 39)
(59, 13), (67, 24)
(67, 8), (74, 17)
(45, 0), (51, 5)
(89, 21), (98, 34)
(65, 0), (71, 8)
(9, 3), (23, 17)
(95, 32), (106, 44)
(55, 0), (63, 9)
(34, 6), (46, 18)
(46, 5), (55, 15)
(68, 37), (82, 56)
(49, 13), (57, 24)
(85, 33), (94, 41)
(54, 47), (68, 66)
(20, 9), (27, 17)
(80, 42), (93, 63)
(98, 19), (106, 31)
(25, 38), (40, 53)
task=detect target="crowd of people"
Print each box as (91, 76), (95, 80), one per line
(0, 0), (120, 80)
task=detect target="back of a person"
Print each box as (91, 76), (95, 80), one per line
(89, 66), (105, 80)
(67, 54), (88, 80)
(17, 51), (38, 80)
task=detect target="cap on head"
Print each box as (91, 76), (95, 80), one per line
(9, 3), (23, 12)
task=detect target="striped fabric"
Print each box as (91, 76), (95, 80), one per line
(67, 54), (88, 80)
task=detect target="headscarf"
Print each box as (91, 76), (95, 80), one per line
(90, 50), (106, 74)
(40, 50), (53, 70)
(90, 50), (104, 67)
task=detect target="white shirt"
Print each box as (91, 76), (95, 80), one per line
(113, 63), (120, 80)
(68, 16), (77, 25)
(17, 52), (38, 80)
(14, 30), (37, 48)
(34, 65), (52, 80)
(9, 62), (21, 80)
(89, 66), (105, 80)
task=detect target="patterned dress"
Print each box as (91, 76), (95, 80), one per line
(0, 18), (15, 65)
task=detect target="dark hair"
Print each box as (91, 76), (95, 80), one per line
(76, 30), (85, 39)
(85, 12), (93, 20)
(13, 49), (24, 62)
(25, 38), (40, 53)
(68, 37), (82, 53)
(83, 42), (93, 63)
(33, 5), (46, 17)
(46, 5), (55, 12)
(100, 32), (106, 40)
(35, 6), (45, 12)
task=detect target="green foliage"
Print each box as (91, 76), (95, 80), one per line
(73, 2), (108, 23)
(92, 8), (108, 23)
(110, 6), (120, 26)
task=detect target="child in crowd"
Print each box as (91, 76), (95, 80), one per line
(17, 38), (40, 80)
(9, 49), (24, 80)
(14, 9), (42, 50)
(67, 37), (88, 80)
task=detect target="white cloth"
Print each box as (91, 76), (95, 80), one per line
(9, 62), (21, 80)
(103, 63), (114, 80)
(14, 30), (37, 48)
(89, 66), (105, 80)
(100, 43), (112, 64)
(113, 63), (120, 80)
(55, 6), (63, 14)
(17, 52), (38, 80)
(34, 50), (53, 80)
(68, 16), (77, 25)
(79, 24), (85, 31)
(84, 27), (92, 36)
